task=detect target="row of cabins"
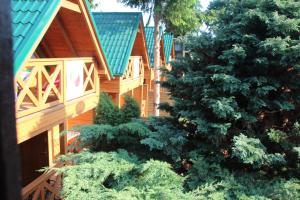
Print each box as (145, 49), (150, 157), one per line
(11, 0), (175, 199)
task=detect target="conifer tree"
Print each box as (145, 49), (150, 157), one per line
(163, 0), (300, 175)
(94, 93), (121, 126)
(120, 95), (141, 122)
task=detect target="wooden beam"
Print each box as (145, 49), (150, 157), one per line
(62, 0), (81, 13)
(0, 0), (22, 199)
(55, 15), (78, 57)
(40, 39), (54, 58)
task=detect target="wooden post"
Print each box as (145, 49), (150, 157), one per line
(0, 0), (22, 199)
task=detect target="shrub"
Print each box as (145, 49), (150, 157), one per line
(120, 95), (141, 123)
(94, 93), (121, 126)
(94, 93), (141, 126)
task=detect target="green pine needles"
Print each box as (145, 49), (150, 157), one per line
(162, 0), (300, 175)
(94, 93), (141, 126)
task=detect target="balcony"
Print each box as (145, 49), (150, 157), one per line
(119, 56), (145, 93)
(122, 56), (144, 82)
(16, 57), (98, 119)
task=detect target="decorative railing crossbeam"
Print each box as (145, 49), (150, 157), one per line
(122, 56), (144, 81)
(16, 57), (98, 118)
(22, 169), (62, 200)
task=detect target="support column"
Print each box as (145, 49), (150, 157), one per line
(48, 125), (60, 166)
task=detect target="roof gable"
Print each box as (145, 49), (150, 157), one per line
(145, 26), (165, 67)
(11, 0), (112, 80)
(92, 12), (142, 76)
(12, 0), (60, 75)
(145, 27), (155, 67)
(164, 33), (174, 64)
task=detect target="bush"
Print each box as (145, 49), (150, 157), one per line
(121, 95), (141, 122)
(94, 93), (141, 126)
(58, 150), (300, 200)
(94, 93), (121, 126)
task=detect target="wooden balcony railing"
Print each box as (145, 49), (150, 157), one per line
(122, 56), (144, 82)
(16, 57), (98, 118)
(22, 169), (62, 200)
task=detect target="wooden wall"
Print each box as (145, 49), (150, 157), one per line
(67, 109), (95, 129)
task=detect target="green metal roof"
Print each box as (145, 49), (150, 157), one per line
(92, 12), (142, 76)
(11, 0), (60, 75)
(164, 33), (174, 64)
(145, 26), (164, 67)
(145, 27), (155, 67)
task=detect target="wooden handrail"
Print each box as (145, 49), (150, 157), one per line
(22, 162), (64, 200)
(16, 57), (98, 118)
(21, 170), (62, 200)
(122, 56), (144, 81)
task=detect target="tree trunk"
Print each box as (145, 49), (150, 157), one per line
(153, 13), (161, 116)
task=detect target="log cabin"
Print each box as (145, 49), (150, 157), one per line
(160, 32), (176, 116)
(11, 0), (111, 198)
(163, 33), (176, 71)
(144, 28), (176, 116)
(92, 12), (150, 117)
(144, 26), (166, 90)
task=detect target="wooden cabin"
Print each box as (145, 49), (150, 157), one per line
(163, 33), (176, 72)
(11, 0), (111, 198)
(144, 28), (175, 116)
(92, 12), (150, 117)
(160, 33), (176, 116)
(144, 26), (166, 91)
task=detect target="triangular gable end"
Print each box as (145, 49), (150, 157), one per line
(12, 0), (60, 75)
(11, 0), (112, 79)
(92, 12), (149, 77)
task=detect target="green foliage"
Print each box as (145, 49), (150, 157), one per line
(267, 129), (287, 143)
(120, 95), (141, 123)
(94, 93), (141, 126)
(232, 134), (286, 168)
(58, 150), (300, 200)
(78, 117), (188, 162)
(161, 0), (300, 175)
(58, 150), (192, 200)
(118, 0), (200, 36)
(94, 93), (121, 126)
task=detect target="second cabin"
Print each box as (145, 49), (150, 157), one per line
(144, 26), (175, 116)
(92, 12), (150, 117)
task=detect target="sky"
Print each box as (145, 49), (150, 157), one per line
(94, 0), (211, 25)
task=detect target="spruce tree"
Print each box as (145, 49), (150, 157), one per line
(162, 0), (300, 175)
(120, 95), (141, 122)
(94, 93), (121, 126)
